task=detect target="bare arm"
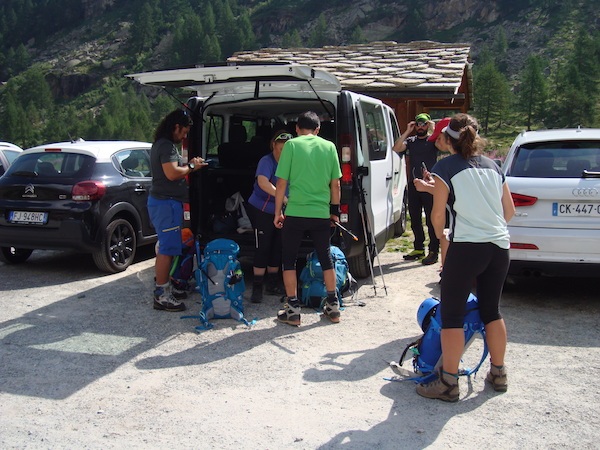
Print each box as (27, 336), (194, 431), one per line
(330, 178), (341, 222)
(162, 156), (205, 181)
(392, 121), (416, 153)
(274, 177), (288, 228)
(501, 182), (516, 223)
(431, 178), (449, 240)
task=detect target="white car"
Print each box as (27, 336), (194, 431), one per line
(0, 142), (23, 176)
(503, 128), (600, 277)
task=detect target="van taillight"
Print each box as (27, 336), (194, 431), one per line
(340, 141), (353, 185)
(512, 193), (537, 207)
(181, 136), (189, 162)
(340, 204), (349, 223)
(72, 181), (106, 201)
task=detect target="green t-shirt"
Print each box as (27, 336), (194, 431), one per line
(275, 134), (342, 219)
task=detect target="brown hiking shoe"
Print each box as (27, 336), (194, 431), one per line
(416, 368), (459, 402)
(277, 297), (301, 326)
(322, 297), (341, 323)
(486, 364), (508, 392)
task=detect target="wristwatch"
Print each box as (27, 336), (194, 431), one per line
(187, 162), (195, 171)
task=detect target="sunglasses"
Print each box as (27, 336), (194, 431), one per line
(275, 133), (293, 141)
(416, 122), (428, 127)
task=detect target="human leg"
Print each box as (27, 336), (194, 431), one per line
(249, 206), (279, 302)
(421, 192), (439, 265)
(278, 217), (304, 325)
(310, 219), (340, 322)
(405, 186), (425, 260)
(148, 197), (185, 312)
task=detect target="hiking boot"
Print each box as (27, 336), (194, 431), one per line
(403, 249), (425, 261)
(251, 282), (263, 303)
(153, 287), (186, 312)
(421, 252), (439, 266)
(171, 281), (188, 300)
(322, 297), (341, 323)
(265, 274), (285, 296)
(486, 364), (508, 392)
(277, 297), (301, 326)
(416, 368), (459, 402)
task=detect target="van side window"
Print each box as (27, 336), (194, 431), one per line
(360, 101), (388, 161)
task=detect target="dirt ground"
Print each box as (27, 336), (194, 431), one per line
(1, 246), (599, 449)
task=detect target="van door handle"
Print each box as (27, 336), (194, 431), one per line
(386, 175), (393, 181)
(134, 184), (147, 193)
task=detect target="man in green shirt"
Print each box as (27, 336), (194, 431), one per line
(274, 111), (342, 326)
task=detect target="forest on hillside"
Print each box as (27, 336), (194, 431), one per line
(0, 0), (599, 150)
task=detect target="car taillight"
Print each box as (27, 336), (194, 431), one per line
(512, 193), (537, 207)
(510, 242), (539, 250)
(72, 181), (106, 201)
(340, 134), (353, 185)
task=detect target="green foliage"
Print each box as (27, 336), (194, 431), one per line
(282, 30), (303, 48)
(308, 14), (330, 47)
(474, 61), (512, 133)
(516, 55), (548, 130)
(350, 26), (367, 44)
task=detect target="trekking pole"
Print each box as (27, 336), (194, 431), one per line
(358, 176), (388, 296)
(332, 221), (359, 241)
(357, 188), (378, 296)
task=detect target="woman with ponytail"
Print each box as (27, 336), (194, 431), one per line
(416, 113), (516, 402)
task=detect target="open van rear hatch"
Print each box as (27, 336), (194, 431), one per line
(126, 63), (342, 98)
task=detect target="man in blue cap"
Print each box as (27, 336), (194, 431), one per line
(393, 112), (440, 265)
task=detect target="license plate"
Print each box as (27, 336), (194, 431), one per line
(552, 203), (600, 216)
(9, 211), (48, 224)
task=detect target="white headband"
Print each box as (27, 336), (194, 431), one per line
(442, 125), (461, 139)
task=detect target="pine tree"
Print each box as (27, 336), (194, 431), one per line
(474, 61), (511, 133)
(517, 55), (548, 130)
(308, 14), (329, 47)
(282, 30), (303, 48)
(130, 2), (156, 53)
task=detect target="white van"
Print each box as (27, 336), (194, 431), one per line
(128, 64), (407, 277)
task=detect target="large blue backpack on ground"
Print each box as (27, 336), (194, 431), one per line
(399, 293), (488, 383)
(299, 245), (352, 308)
(184, 238), (254, 330)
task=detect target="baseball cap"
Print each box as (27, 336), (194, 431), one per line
(428, 118), (451, 142)
(415, 113), (431, 123)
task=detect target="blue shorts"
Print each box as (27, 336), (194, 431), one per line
(148, 196), (183, 256)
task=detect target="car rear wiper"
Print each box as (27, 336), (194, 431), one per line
(583, 170), (600, 178)
(11, 170), (39, 177)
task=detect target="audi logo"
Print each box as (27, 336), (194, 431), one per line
(572, 188), (599, 197)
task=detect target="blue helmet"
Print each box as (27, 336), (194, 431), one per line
(417, 297), (440, 331)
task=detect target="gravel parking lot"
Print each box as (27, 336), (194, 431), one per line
(1, 246), (599, 449)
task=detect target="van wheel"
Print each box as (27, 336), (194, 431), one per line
(394, 189), (408, 236)
(0, 247), (33, 264)
(92, 218), (137, 273)
(348, 244), (373, 279)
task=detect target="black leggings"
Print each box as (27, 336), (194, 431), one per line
(247, 204), (282, 269)
(440, 242), (509, 328)
(408, 184), (439, 253)
(281, 216), (333, 271)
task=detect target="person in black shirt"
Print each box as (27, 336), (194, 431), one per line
(393, 112), (440, 265)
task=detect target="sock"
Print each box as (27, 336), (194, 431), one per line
(253, 275), (264, 286)
(442, 370), (459, 379)
(326, 291), (337, 302)
(491, 363), (504, 370)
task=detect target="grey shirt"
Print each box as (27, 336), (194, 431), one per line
(149, 138), (188, 201)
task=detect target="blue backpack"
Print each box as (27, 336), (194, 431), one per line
(299, 246), (351, 309)
(184, 238), (255, 330)
(399, 294), (488, 383)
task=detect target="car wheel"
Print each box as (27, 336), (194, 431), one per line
(0, 247), (33, 264)
(92, 218), (137, 273)
(394, 189), (408, 236)
(348, 243), (373, 279)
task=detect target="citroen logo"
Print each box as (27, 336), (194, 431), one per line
(572, 188), (599, 197)
(23, 184), (37, 198)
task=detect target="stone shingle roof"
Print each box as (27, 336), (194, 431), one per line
(228, 41), (472, 95)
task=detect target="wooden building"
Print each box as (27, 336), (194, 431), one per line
(228, 40), (473, 127)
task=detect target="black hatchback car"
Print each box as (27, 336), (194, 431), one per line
(0, 140), (157, 272)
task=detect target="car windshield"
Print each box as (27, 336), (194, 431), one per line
(507, 140), (600, 178)
(6, 152), (95, 178)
